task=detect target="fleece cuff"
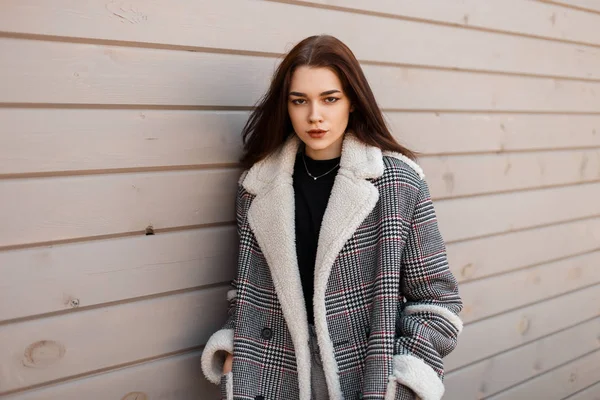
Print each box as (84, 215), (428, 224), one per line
(201, 328), (234, 385)
(389, 354), (444, 400)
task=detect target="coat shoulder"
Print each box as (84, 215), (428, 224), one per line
(381, 153), (424, 188)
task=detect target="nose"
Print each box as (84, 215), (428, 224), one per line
(308, 103), (323, 123)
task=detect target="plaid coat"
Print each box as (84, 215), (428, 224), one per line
(201, 134), (463, 400)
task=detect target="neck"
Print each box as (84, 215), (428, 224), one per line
(305, 142), (343, 161)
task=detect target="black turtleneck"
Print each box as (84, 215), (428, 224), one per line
(293, 151), (341, 325)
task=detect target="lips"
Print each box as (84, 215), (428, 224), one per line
(307, 129), (328, 138)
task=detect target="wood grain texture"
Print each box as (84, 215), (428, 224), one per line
(0, 109), (247, 175)
(2, 38), (600, 111)
(2, 172), (599, 248)
(387, 113), (600, 155)
(436, 182), (600, 242)
(0, 227), (237, 322)
(459, 250), (600, 324)
(540, 0), (600, 13)
(448, 216), (600, 282)
(3, 109), (600, 175)
(291, 0), (600, 46)
(486, 349), (600, 400)
(564, 381), (600, 400)
(2, 215), (597, 322)
(445, 284), (600, 371)
(423, 148), (600, 199)
(2, 0), (600, 80)
(444, 318), (600, 399)
(0, 287), (228, 393)
(1, 351), (218, 400)
(0, 169), (240, 248)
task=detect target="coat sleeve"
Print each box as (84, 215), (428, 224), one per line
(392, 177), (463, 400)
(201, 182), (249, 385)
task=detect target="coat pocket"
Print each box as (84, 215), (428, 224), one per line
(220, 372), (233, 400)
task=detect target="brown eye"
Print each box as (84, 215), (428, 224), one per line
(324, 97), (340, 103)
(291, 99), (306, 105)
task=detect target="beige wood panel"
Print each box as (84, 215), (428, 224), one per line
(487, 349), (600, 400)
(445, 284), (600, 371)
(2, 351), (218, 400)
(293, 0), (600, 46)
(0, 287), (228, 393)
(436, 182), (600, 243)
(3, 38), (600, 111)
(424, 148), (600, 199)
(3, 109), (600, 175)
(2, 216), (597, 322)
(388, 113), (600, 155)
(445, 318), (600, 399)
(0, 226), (237, 322)
(448, 217), (600, 282)
(0, 38), (274, 107)
(2, 0), (600, 80)
(542, 0), (600, 12)
(0, 109), (247, 175)
(459, 250), (600, 324)
(565, 382), (600, 400)
(3, 172), (600, 248)
(0, 169), (240, 248)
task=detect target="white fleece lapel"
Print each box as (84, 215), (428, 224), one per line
(241, 133), (385, 400)
(312, 134), (384, 399)
(243, 135), (312, 400)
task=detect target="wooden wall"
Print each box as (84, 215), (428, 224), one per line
(1, 1), (599, 398)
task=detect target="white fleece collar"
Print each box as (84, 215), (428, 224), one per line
(242, 133), (385, 196)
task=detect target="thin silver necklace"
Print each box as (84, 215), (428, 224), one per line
(302, 152), (340, 181)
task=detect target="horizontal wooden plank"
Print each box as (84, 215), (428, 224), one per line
(0, 226), (237, 322)
(448, 216), (600, 282)
(459, 250), (600, 323)
(544, 0), (600, 13)
(565, 381), (600, 400)
(3, 109), (600, 175)
(424, 148), (600, 199)
(2, 351), (217, 400)
(295, 0), (600, 46)
(487, 349), (600, 400)
(445, 284), (600, 371)
(2, 0), (600, 80)
(0, 109), (247, 175)
(388, 113), (600, 155)
(444, 318), (600, 399)
(3, 215), (597, 321)
(436, 182), (600, 242)
(2, 171), (600, 248)
(0, 169), (240, 248)
(2, 38), (600, 111)
(0, 287), (228, 393)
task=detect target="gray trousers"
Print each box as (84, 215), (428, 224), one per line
(309, 324), (330, 400)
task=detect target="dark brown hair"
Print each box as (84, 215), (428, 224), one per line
(240, 35), (415, 169)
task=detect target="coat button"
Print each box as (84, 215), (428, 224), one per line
(365, 325), (371, 337)
(260, 327), (273, 340)
(255, 396), (265, 400)
(357, 391), (364, 400)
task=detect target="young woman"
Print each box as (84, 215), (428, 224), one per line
(201, 35), (463, 400)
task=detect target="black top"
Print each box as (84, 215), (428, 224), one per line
(293, 151), (341, 325)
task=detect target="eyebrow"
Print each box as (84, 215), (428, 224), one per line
(289, 89), (342, 97)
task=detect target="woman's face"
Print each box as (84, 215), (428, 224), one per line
(288, 66), (353, 160)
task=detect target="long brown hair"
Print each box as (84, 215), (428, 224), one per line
(240, 35), (415, 169)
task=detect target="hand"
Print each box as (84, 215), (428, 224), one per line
(223, 352), (233, 374)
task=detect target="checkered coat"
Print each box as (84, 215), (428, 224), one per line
(201, 134), (463, 400)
